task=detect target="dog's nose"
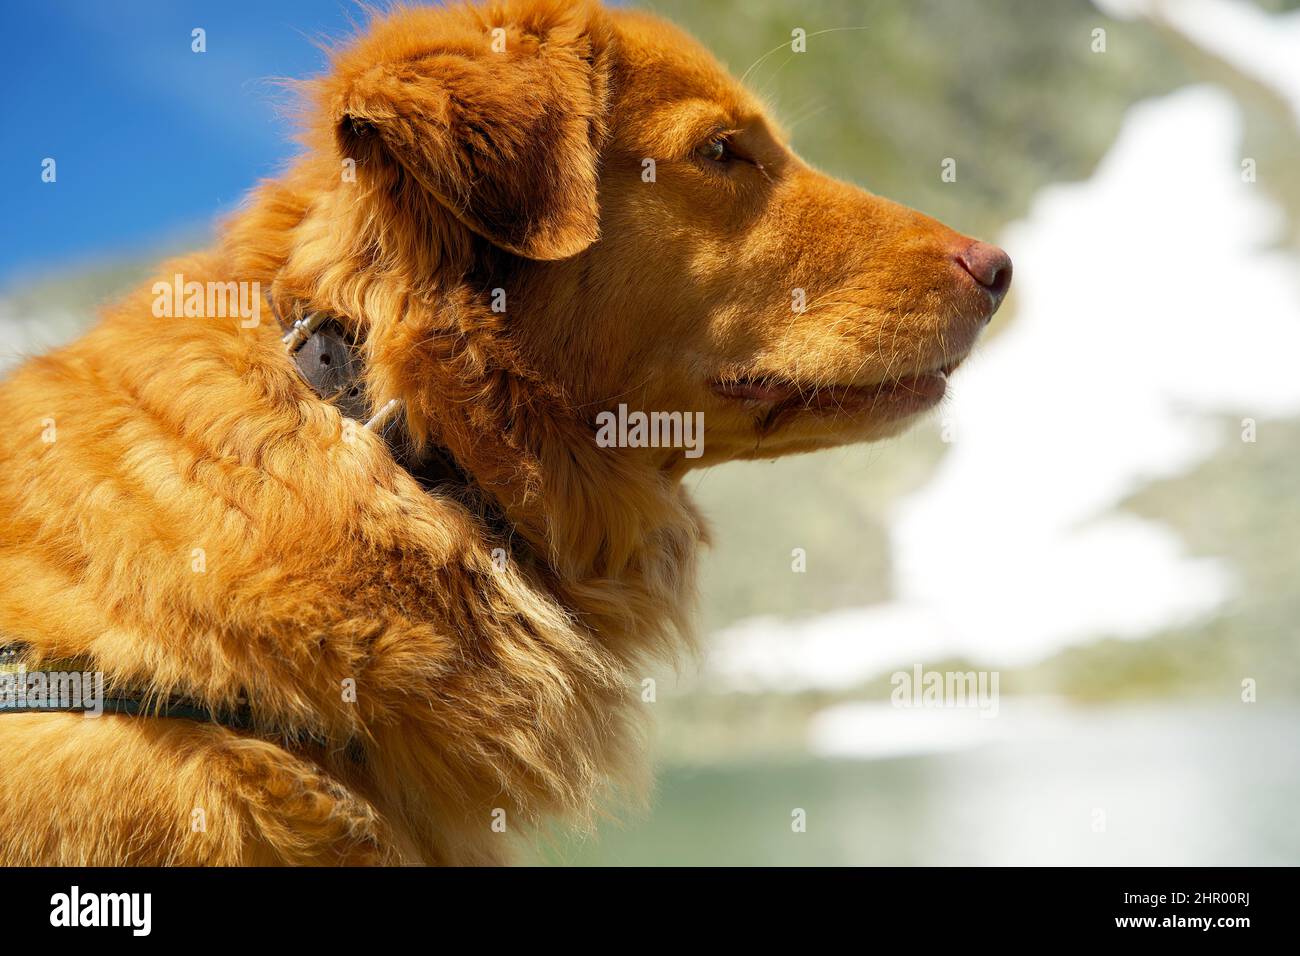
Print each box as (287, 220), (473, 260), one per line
(956, 241), (1012, 315)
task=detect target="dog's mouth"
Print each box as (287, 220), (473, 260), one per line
(712, 358), (962, 418)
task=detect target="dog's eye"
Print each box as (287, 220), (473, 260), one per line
(699, 137), (734, 164)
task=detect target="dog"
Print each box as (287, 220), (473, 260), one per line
(0, 0), (1009, 865)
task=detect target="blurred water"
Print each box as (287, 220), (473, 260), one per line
(543, 704), (1300, 865)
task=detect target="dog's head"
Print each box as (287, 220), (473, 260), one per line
(307, 0), (1009, 470)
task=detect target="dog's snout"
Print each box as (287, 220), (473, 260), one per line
(955, 241), (1012, 315)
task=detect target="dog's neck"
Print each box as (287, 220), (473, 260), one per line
(234, 171), (705, 665)
(367, 285), (704, 661)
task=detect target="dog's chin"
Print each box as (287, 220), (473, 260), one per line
(712, 370), (947, 418)
(685, 375), (942, 466)
(695, 356), (966, 463)
(711, 355), (961, 420)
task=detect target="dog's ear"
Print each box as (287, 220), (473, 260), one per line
(332, 3), (610, 261)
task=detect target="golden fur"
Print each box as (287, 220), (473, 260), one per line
(0, 0), (1007, 865)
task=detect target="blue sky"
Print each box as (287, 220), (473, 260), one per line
(1, 1), (364, 288)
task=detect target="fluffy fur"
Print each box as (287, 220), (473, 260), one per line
(0, 0), (1005, 865)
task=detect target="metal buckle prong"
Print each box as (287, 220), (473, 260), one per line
(364, 398), (404, 433)
(282, 311), (330, 354)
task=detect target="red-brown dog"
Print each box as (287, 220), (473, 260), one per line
(0, 0), (1009, 864)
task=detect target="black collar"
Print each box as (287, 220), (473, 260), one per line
(0, 644), (255, 729)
